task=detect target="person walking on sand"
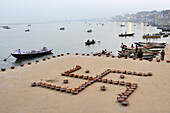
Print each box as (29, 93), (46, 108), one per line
(161, 49), (165, 61)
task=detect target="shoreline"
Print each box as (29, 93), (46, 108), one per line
(0, 45), (170, 113)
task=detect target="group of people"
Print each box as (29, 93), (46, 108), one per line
(121, 43), (166, 60)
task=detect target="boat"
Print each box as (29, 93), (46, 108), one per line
(60, 27), (65, 30)
(142, 34), (161, 38)
(120, 25), (125, 27)
(87, 29), (92, 33)
(25, 29), (30, 32)
(85, 40), (95, 45)
(11, 47), (53, 59)
(163, 34), (169, 37)
(134, 42), (167, 48)
(119, 33), (135, 37)
(2, 26), (11, 29)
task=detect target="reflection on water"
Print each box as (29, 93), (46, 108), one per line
(128, 22), (132, 33)
(146, 27), (149, 34)
(141, 22), (143, 34)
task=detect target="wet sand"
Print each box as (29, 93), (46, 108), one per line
(0, 45), (170, 113)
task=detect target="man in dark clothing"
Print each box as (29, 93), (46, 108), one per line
(138, 49), (143, 58)
(161, 49), (165, 61)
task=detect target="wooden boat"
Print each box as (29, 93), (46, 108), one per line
(120, 25), (125, 27)
(87, 29), (92, 33)
(142, 34), (161, 38)
(25, 29), (30, 32)
(85, 40), (95, 45)
(11, 48), (53, 59)
(60, 27), (65, 30)
(119, 33), (135, 37)
(163, 34), (169, 37)
(2, 26), (11, 29)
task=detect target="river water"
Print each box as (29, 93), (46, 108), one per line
(0, 22), (169, 68)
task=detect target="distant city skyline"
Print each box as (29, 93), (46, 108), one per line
(0, 0), (170, 24)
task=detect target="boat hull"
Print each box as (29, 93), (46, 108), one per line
(119, 33), (135, 37)
(11, 50), (53, 59)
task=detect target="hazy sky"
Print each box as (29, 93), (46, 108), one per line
(0, 0), (170, 23)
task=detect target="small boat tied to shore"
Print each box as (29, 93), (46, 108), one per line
(11, 47), (53, 59)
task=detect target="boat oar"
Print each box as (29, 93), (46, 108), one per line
(3, 49), (19, 61)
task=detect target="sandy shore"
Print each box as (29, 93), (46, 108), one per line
(0, 45), (170, 113)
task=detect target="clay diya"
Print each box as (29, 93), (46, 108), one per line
(52, 56), (56, 58)
(133, 57), (136, 60)
(60, 87), (66, 92)
(35, 60), (39, 63)
(166, 60), (170, 63)
(74, 75), (79, 78)
(120, 81), (125, 86)
(61, 54), (64, 56)
(69, 74), (74, 77)
(118, 56), (121, 58)
(143, 73), (148, 77)
(46, 84), (51, 88)
(61, 73), (65, 76)
(63, 79), (68, 83)
(100, 85), (106, 91)
(117, 70), (121, 73)
(106, 55), (110, 57)
(120, 75), (125, 79)
(148, 72), (153, 76)
(1, 68), (6, 71)
(27, 62), (31, 65)
(82, 54), (85, 56)
(102, 79), (107, 83)
(47, 57), (50, 60)
(57, 55), (60, 57)
(108, 80), (113, 84)
(113, 81), (119, 85)
(37, 82), (42, 86)
(137, 72), (143, 76)
(127, 71), (132, 75)
(84, 76), (89, 80)
(66, 88), (72, 93)
(117, 97), (124, 102)
(41, 83), (46, 87)
(85, 70), (89, 73)
(55, 86), (61, 91)
(121, 100), (129, 106)
(71, 89), (79, 95)
(98, 79), (102, 82)
(122, 71), (127, 74)
(121, 95), (128, 99)
(139, 58), (143, 61)
(20, 64), (24, 67)
(125, 82), (131, 86)
(42, 58), (46, 61)
(67, 53), (70, 55)
(79, 75), (84, 79)
(157, 59), (160, 62)
(75, 53), (79, 55)
(132, 72), (137, 75)
(31, 82), (36, 87)
(51, 85), (56, 90)
(11, 66), (15, 69)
